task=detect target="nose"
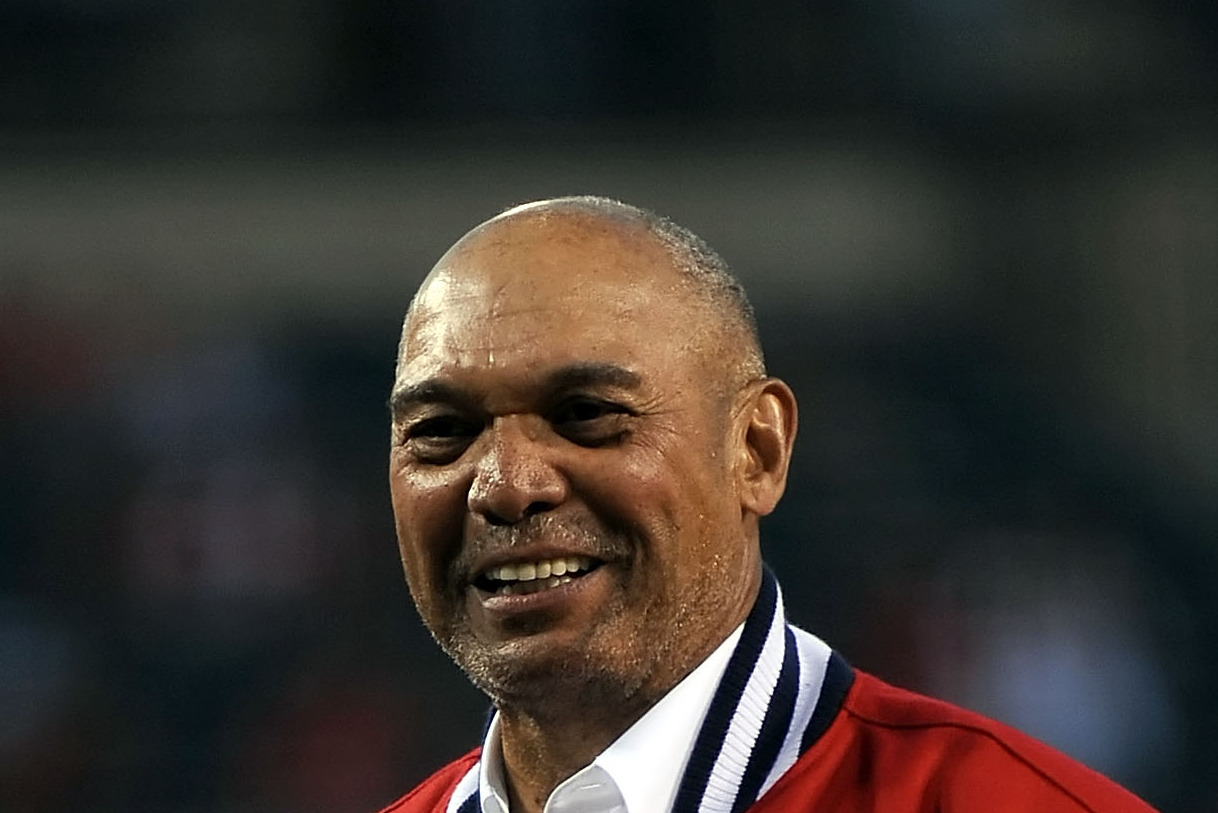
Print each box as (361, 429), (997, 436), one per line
(467, 415), (567, 526)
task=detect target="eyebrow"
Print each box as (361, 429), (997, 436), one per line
(545, 362), (642, 392)
(387, 362), (642, 418)
(387, 380), (476, 418)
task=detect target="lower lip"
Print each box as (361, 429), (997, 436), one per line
(472, 566), (606, 618)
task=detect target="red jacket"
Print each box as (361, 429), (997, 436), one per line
(379, 668), (1156, 813)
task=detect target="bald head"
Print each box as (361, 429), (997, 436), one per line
(402, 196), (765, 391)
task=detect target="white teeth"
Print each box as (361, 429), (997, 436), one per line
(485, 556), (594, 588)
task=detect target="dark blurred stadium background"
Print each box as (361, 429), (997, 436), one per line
(1, 2), (1216, 811)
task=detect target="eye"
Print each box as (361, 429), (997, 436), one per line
(399, 415), (482, 463)
(550, 398), (631, 446)
(411, 415), (477, 439)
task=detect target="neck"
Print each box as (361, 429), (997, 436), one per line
(497, 700), (652, 813)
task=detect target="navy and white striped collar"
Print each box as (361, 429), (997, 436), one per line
(447, 568), (855, 813)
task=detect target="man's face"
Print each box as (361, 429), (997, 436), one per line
(388, 213), (762, 712)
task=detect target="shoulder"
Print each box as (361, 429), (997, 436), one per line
(378, 749), (481, 813)
(761, 669), (1157, 813)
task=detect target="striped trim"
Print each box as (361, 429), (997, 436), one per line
(730, 627), (799, 812)
(671, 572), (779, 813)
(455, 568), (852, 813)
(670, 567), (851, 813)
(698, 574), (788, 812)
(445, 763), (479, 813)
(758, 627), (832, 796)
(800, 652), (854, 754)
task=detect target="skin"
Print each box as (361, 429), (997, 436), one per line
(388, 201), (797, 813)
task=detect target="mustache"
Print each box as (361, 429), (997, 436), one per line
(449, 512), (633, 581)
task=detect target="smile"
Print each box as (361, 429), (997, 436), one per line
(476, 556), (601, 596)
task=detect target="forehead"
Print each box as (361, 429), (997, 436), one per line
(399, 214), (709, 382)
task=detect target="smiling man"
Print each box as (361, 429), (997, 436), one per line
(382, 197), (1156, 813)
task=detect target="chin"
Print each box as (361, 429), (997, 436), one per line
(454, 636), (658, 714)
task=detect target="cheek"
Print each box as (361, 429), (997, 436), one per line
(389, 460), (469, 595)
(609, 446), (721, 572)
(629, 440), (741, 583)
(624, 435), (730, 519)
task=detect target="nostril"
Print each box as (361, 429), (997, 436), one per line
(523, 500), (556, 518)
(483, 510), (514, 527)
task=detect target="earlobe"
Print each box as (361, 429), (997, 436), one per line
(737, 378), (798, 517)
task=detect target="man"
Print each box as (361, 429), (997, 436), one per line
(382, 197), (1157, 813)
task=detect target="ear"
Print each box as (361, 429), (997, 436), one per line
(735, 377), (798, 517)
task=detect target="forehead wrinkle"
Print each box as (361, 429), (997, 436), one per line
(412, 276), (642, 363)
(401, 275), (548, 363)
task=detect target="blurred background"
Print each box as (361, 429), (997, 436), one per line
(1, 1), (1216, 811)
